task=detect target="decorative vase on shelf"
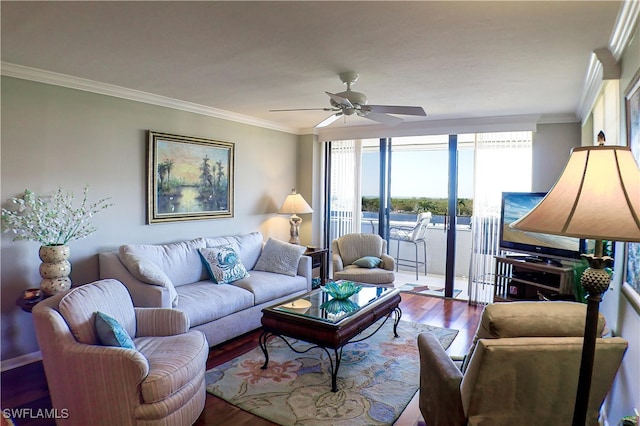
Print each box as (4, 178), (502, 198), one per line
(38, 244), (71, 296)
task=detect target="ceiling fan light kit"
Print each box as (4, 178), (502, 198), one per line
(270, 72), (426, 128)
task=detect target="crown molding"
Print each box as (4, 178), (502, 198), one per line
(1, 62), (300, 135)
(537, 113), (580, 125)
(610, 0), (640, 58)
(577, 0), (640, 122)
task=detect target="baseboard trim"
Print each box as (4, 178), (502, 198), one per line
(1, 351), (42, 372)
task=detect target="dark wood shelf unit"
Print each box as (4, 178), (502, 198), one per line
(494, 255), (575, 301)
(304, 247), (328, 288)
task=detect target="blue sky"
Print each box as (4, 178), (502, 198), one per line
(362, 150), (475, 199)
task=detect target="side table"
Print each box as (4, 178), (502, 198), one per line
(304, 247), (328, 288)
(16, 294), (46, 313)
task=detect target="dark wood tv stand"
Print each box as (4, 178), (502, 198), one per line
(494, 255), (575, 301)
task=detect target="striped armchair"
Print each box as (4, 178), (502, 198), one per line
(332, 233), (395, 284)
(32, 279), (208, 426)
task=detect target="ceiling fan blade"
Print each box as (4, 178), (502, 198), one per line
(270, 107), (335, 112)
(316, 113), (343, 128)
(325, 91), (354, 109)
(364, 112), (404, 126)
(364, 105), (426, 116)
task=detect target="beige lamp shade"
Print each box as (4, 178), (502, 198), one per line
(512, 146), (640, 242)
(279, 192), (313, 215)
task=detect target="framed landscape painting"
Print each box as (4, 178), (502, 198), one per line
(147, 131), (234, 223)
(624, 69), (640, 307)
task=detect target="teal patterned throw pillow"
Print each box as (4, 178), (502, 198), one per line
(95, 311), (136, 349)
(198, 246), (250, 284)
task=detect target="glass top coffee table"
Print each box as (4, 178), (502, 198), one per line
(260, 282), (402, 392)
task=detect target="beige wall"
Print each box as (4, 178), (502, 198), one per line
(532, 122), (581, 191)
(1, 76), (303, 360)
(295, 133), (319, 247)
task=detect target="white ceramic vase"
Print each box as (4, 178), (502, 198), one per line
(39, 244), (72, 295)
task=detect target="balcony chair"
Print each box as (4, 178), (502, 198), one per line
(32, 279), (208, 426)
(389, 212), (431, 280)
(332, 233), (395, 284)
(417, 301), (628, 426)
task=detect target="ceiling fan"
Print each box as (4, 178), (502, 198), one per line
(270, 72), (427, 128)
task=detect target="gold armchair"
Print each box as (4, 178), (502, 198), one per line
(418, 301), (627, 425)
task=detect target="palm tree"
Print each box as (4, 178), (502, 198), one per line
(164, 159), (174, 183)
(157, 163), (167, 191)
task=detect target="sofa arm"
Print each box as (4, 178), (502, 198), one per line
(381, 253), (395, 271)
(297, 255), (313, 290)
(135, 307), (190, 336)
(99, 252), (172, 308)
(417, 332), (465, 426)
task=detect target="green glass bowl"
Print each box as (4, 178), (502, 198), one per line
(322, 281), (362, 299)
(320, 298), (360, 314)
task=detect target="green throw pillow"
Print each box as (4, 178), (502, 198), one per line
(95, 311), (136, 349)
(353, 256), (382, 268)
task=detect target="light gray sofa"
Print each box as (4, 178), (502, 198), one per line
(98, 232), (312, 347)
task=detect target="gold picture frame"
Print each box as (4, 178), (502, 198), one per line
(147, 131), (234, 223)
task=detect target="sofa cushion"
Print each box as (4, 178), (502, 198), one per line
(135, 331), (208, 403)
(232, 270), (308, 305)
(59, 279), (137, 345)
(333, 265), (395, 284)
(461, 301), (605, 373)
(198, 246), (250, 284)
(118, 251), (179, 307)
(95, 311), (136, 349)
(175, 282), (254, 327)
(254, 237), (306, 276)
(119, 238), (206, 287)
(204, 232), (263, 271)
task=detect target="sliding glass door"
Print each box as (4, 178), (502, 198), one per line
(326, 131), (532, 302)
(386, 135), (471, 298)
(329, 135), (469, 298)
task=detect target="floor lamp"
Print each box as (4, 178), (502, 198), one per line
(511, 145), (640, 425)
(279, 189), (313, 245)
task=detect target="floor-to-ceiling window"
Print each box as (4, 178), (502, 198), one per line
(326, 131), (532, 302)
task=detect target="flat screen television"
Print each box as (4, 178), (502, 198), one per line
(499, 191), (583, 262)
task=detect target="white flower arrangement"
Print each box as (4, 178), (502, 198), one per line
(1, 186), (113, 246)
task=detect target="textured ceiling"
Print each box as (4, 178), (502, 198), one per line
(1, 1), (624, 133)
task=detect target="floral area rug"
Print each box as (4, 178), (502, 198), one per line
(398, 283), (462, 299)
(205, 319), (458, 426)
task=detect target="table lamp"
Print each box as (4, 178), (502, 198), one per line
(279, 189), (313, 244)
(511, 143), (640, 425)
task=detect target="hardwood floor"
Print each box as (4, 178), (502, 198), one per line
(2, 293), (483, 426)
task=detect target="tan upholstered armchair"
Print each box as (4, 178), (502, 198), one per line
(418, 301), (627, 426)
(332, 233), (395, 284)
(32, 279), (208, 426)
